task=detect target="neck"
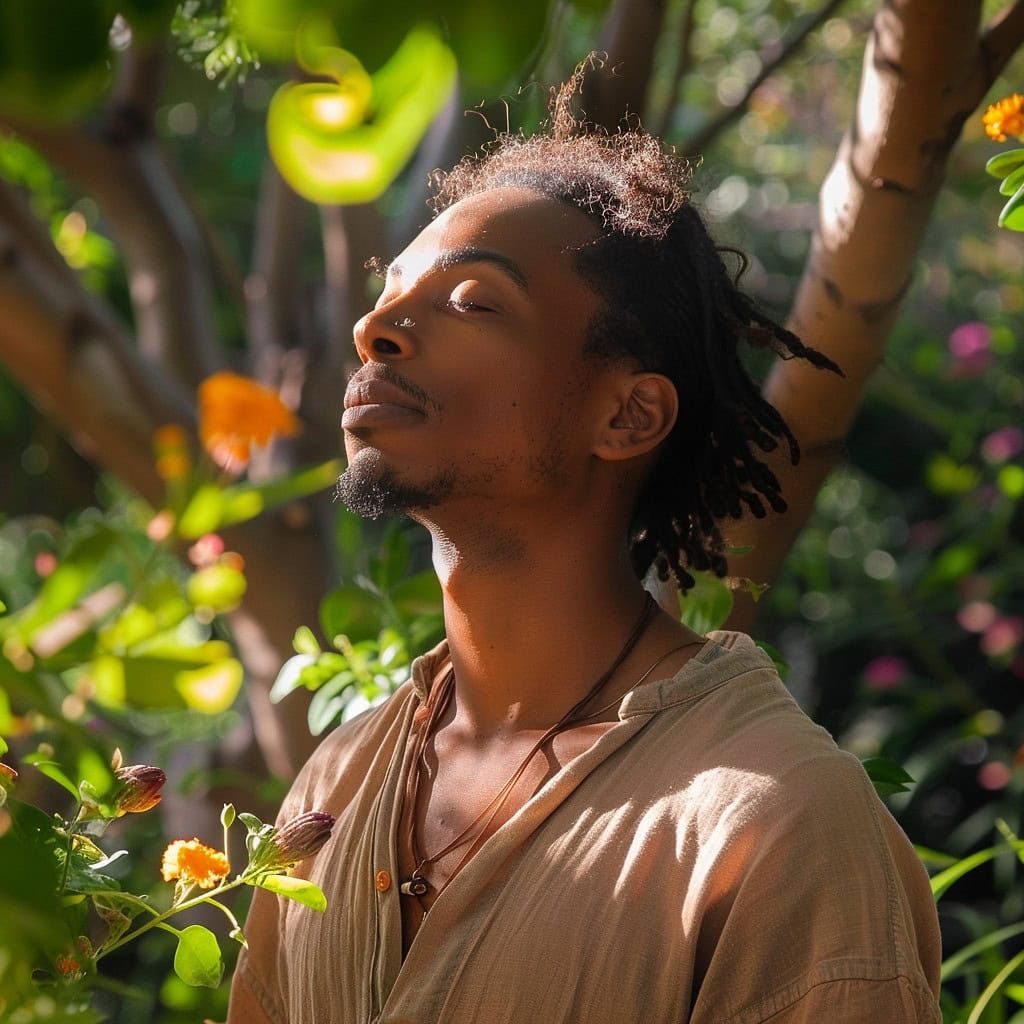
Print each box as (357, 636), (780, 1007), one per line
(418, 507), (657, 737)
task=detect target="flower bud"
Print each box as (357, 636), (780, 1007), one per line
(113, 764), (166, 814)
(251, 811), (335, 873)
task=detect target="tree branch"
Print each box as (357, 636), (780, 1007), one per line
(981, 0), (1024, 89)
(587, 0), (669, 128)
(0, 179), (194, 504)
(679, 0), (849, 157)
(0, 104), (225, 390)
(650, 0), (699, 139)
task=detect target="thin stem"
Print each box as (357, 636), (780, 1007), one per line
(97, 877), (247, 960)
(59, 806), (84, 893)
(205, 896), (246, 940)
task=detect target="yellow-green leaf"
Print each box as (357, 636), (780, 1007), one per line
(253, 873), (327, 911)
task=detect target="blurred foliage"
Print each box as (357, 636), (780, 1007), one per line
(0, 0), (1023, 1020)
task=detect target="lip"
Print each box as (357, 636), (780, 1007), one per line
(342, 379), (425, 429)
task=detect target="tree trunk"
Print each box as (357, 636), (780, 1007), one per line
(723, 0), (1024, 629)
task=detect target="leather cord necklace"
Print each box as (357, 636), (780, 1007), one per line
(398, 595), (697, 904)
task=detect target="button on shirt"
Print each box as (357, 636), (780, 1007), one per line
(228, 633), (942, 1024)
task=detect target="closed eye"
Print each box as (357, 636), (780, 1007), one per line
(446, 297), (494, 314)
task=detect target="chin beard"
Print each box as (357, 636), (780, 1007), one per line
(335, 452), (454, 519)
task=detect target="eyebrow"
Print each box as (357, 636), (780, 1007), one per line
(389, 246), (529, 292)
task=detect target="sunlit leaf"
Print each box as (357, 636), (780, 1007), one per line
(253, 873), (327, 911)
(307, 672), (355, 734)
(930, 839), (1024, 901)
(24, 754), (79, 799)
(998, 180), (1024, 231)
(178, 484), (227, 539)
(270, 653), (318, 703)
(678, 571), (733, 634)
(998, 162), (1024, 196)
(985, 148), (1024, 178)
(174, 924), (224, 988)
(268, 24), (456, 205)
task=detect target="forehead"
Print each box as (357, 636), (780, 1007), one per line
(395, 186), (604, 289)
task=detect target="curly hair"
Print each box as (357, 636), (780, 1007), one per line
(429, 71), (841, 592)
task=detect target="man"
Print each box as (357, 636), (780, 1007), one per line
(228, 97), (941, 1023)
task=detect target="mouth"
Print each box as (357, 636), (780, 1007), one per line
(342, 378), (427, 430)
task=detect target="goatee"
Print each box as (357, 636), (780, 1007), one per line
(335, 452), (453, 519)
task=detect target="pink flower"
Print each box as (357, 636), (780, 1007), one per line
(188, 533), (225, 568)
(981, 427), (1024, 464)
(948, 321), (991, 358)
(981, 615), (1024, 657)
(957, 601), (998, 633)
(947, 322), (992, 377)
(863, 655), (909, 690)
(977, 762), (1011, 791)
(34, 552), (57, 577)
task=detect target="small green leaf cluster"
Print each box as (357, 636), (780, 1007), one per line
(271, 513), (444, 734)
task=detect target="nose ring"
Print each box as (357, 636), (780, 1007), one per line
(394, 316), (415, 329)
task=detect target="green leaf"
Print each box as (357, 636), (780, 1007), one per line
(24, 754), (79, 799)
(270, 654), (318, 702)
(861, 757), (914, 797)
(238, 812), (267, 833)
(253, 873), (328, 911)
(177, 484), (227, 540)
(985, 148), (1024, 178)
(998, 180), (1024, 231)
(201, 460), (345, 536)
(173, 924), (224, 988)
(307, 673), (355, 735)
(390, 571), (444, 618)
(677, 571), (733, 634)
(371, 523), (411, 591)
(754, 641), (789, 679)
(930, 839), (1024, 901)
(999, 162), (1024, 196)
(320, 585), (384, 644)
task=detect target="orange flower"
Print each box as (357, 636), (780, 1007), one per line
(55, 955), (81, 975)
(983, 94), (1024, 142)
(161, 838), (230, 889)
(198, 372), (301, 472)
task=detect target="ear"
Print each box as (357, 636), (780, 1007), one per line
(593, 372), (678, 463)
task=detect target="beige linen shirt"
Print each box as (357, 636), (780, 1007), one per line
(229, 632), (941, 1024)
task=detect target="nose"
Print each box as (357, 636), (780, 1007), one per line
(352, 303), (417, 364)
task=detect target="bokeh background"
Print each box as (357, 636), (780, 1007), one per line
(1, 1), (1023, 1020)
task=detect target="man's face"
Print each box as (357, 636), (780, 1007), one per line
(337, 186), (615, 523)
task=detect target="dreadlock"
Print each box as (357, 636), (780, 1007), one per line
(430, 65), (842, 592)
